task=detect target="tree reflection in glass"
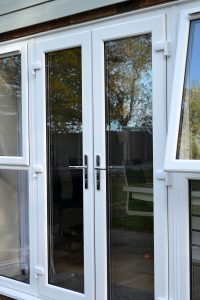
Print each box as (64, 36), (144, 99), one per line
(105, 34), (154, 300)
(0, 53), (22, 156)
(177, 20), (200, 159)
(46, 47), (84, 293)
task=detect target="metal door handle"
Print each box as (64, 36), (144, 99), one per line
(94, 166), (106, 170)
(94, 166), (123, 171)
(68, 155), (88, 189)
(95, 156), (125, 190)
(95, 155), (105, 190)
(68, 165), (87, 169)
(109, 166), (124, 170)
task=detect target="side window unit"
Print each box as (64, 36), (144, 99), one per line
(0, 42), (30, 285)
(0, 44), (29, 166)
(165, 10), (200, 171)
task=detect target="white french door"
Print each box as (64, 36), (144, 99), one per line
(34, 30), (95, 300)
(33, 13), (168, 300)
(0, 11), (167, 300)
(92, 15), (167, 300)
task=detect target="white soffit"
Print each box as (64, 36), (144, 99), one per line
(0, 0), (51, 16)
(0, 0), (128, 34)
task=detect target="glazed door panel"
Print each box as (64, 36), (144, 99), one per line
(35, 30), (95, 300)
(92, 15), (168, 300)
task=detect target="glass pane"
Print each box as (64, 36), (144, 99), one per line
(177, 20), (200, 159)
(105, 34), (154, 300)
(190, 180), (200, 300)
(0, 170), (29, 283)
(0, 53), (22, 156)
(46, 48), (84, 293)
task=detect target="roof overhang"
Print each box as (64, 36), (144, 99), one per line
(0, 0), (128, 34)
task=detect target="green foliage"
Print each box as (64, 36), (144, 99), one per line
(189, 87), (200, 158)
(179, 87), (200, 159)
(46, 47), (82, 133)
(0, 54), (21, 98)
(46, 35), (152, 134)
(105, 34), (152, 130)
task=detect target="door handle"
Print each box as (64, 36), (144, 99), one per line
(94, 166), (106, 170)
(94, 159), (125, 190)
(68, 155), (88, 189)
(95, 155), (106, 190)
(108, 166), (124, 170)
(94, 166), (123, 171)
(68, 165), (87, 169)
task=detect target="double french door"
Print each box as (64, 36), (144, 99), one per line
(0, 12), (167, 300)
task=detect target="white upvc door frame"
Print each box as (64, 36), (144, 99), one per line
(92, 13), (168, 300)
(34, 29), (95, 300)
(168, 172), (200, 300)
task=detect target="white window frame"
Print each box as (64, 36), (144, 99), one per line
(165, 6), (200, 172)
(0, 165), (34, 297)
(168, 172), (200, 300)
(0, 41), (33, 297)
(0, 42), (29, 166)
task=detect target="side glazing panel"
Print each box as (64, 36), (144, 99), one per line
(0, 53), (22, 157)
(177, 20), (200, 160)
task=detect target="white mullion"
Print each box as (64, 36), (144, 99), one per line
(82, 33), (95, 300)
(28, 38), (38, 297)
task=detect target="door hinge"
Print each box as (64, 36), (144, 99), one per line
(154, 41), (171, 57)
(34, 266), (44, 278)
(155, 170), (172, 186)
(33, 164), (43, 178)
(32, 62), (41, 77)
